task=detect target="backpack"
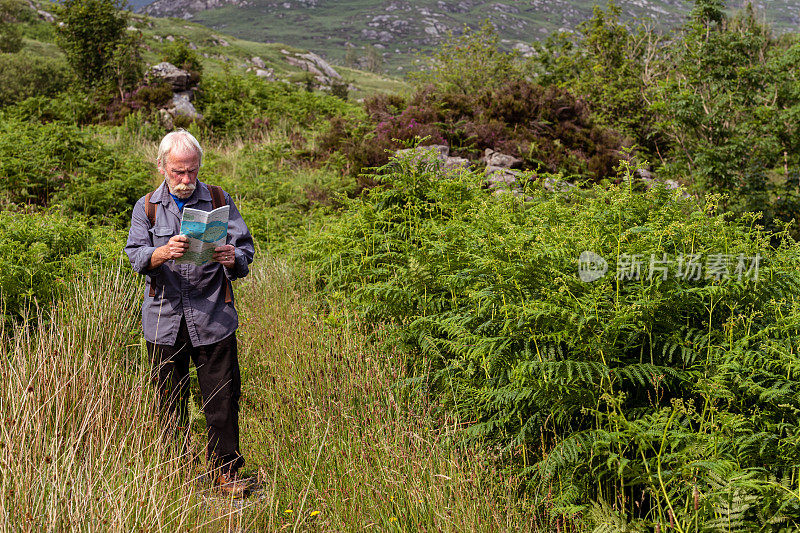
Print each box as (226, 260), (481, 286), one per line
(144, 184), (232, 303)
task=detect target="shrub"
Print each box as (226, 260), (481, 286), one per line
(319, 80), (629, 180)
(0, 211), (126, 318)
(0, 118), (151, 224)
(3, 90), (100, 124)
(162, 38), (203, 81)
(55, 0), (128, 86)
(306, 155), (800, 529)
(196, 73), (363, 138)
(0, 52), (71, 107)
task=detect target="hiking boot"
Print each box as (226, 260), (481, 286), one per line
(214, 472), (250, 498)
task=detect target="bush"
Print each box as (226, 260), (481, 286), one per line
(196, 73), (363, 138)
(0, 52), (71, 107)
(306, 156), (800, 529)
(0, 118), (151, 225)
(0, 211), (126, 318)
(162, 38), (203, 82)
(319, 80), (629, 180)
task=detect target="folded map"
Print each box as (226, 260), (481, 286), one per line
(175, 205), (230, 265)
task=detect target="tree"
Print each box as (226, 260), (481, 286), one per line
(55, 0), (131, 87)
(652, 3), (800, 231)
(527, 2), (663, 151)
(409, 21), (522, 95)
(0, 0), (27, 53)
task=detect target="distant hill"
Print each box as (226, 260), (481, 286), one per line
(139, 0), (800, 73)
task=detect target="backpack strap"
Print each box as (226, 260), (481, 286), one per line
(145, 191), (158, 298)
(145, 191), (157, 227)
(209, 184), (226, 210)
(208, 184), (233, 304)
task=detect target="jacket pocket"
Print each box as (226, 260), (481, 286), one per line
(149, 225), (174, 247)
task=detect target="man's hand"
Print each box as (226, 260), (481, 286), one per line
(213, 244), (236, 268)
(149, 235), (189, 269)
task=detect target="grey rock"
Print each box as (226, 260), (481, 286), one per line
(25, 0), (54, 22)
(393, 145), (451, 167)
(174, 90), (194, 102)
(165, 34), (175, 41)
(542, 177), (576, 192)
(168, 93), (203, 121)
(211, 35), (230, 46)
(254, 68), (275, 79)
(283, 50), (342, 81)
(444, 156), (470, 170)
(483, 148), (522, 169)
(148, 62), (192, 91)
(251, 56), (266, 68)
(485, 166), (519, 189)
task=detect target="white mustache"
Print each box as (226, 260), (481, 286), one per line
(171, 182), (196, 199)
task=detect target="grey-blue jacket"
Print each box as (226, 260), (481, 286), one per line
(125, 180), (255, 346)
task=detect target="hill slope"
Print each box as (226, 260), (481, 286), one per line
(140, 0), (800, 72)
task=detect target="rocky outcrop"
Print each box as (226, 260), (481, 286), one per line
(482, 148), (522, 169)
(281, 49), (342, 88)
(143, 0), (251, 19)
(394, 144), (471, 171)
(148, 62), (192, 91)
(147, 62), (202, 128)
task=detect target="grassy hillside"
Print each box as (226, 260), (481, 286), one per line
(141, 0), (800, 71)
(132, 14), (410, 96)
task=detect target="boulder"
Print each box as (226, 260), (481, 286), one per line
(444, 156), (470, 170)
(485, 166), (519, 189)
(148, 62), (191, 92)
(542, 177), (576, 192)
(254, 68), (275, 80)
(394, 144), (449, 165)
(482, 148), (522, 169)
(251, 56), (266, 69)
(282, 50), (342, 81)
(167, 93), (203, 122)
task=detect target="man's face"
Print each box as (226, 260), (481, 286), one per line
(160, 149), (200, 199)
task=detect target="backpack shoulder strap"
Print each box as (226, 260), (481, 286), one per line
(144, 191), (156, 227)
(144, 191), (158, 298)
(207, 184), (233, 304)
(209, 184), (226, 210)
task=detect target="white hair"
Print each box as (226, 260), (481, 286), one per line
(157, 129), (203, 167)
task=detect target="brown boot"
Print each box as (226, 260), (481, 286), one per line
(214, 472), (250, 498)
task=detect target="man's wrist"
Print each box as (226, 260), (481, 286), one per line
(149, 245), (168, 269)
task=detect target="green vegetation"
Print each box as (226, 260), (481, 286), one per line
(307, 154), (800, 528)
(5, 0), (800, 530)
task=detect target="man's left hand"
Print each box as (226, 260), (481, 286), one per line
(213, 245), (236, 268)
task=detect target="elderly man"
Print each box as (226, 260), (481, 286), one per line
(125, 129), (255, 496)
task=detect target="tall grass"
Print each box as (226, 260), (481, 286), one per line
(208, 258), (541, 530)
(2, 257), (538, 530)
(0, 266), (197, 530)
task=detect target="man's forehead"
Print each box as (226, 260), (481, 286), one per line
(167, 147), (201, 164)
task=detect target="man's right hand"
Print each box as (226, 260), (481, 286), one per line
(149, 235), (189, 269)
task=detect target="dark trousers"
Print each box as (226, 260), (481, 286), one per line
(146, 318), (244, 474)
